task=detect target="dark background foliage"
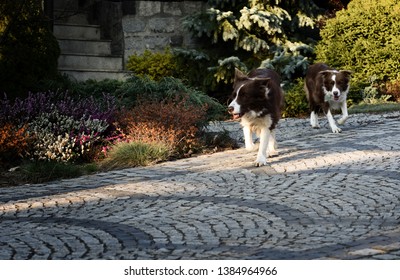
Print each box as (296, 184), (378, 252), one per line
(0, 0), (60, 99)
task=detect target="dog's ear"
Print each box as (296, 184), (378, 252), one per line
(234, 68), (248, 81)
(340, 70), (352, 78)
(254, 77), (271, 87)
(254, 78), (271, 98)
(319, 70), (333, 80)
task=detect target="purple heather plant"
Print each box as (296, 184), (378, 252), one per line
(0, 91), (119, 162)
(0, 91), (116, 125)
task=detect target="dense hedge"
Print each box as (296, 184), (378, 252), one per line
(126, 49), (179, 81)
(315, 0), (400, 84)
(282, 80), (309, 118)
(125, 48), (216, 99)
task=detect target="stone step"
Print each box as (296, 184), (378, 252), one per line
(60, 69), (130, 82)
(58, 38), (112, 56)
(54, 23), (101, 40)
(52, 1), (126, 82)
(54, 9), (89, 25)
(58, 54), (123, 71)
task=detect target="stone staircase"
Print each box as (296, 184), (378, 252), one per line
(53, 2), (127, 81)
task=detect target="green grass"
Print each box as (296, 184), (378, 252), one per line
(100, 141), (170, 170)
(349, 102), (400, 114)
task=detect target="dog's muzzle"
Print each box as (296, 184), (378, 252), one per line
(333, 91), (340, 101)
(228, 106), (242, 119)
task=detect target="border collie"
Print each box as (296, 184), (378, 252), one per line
(228, 68), (284, 167)
(304, 63), (351, 133)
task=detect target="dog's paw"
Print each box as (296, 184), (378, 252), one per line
(337, 117), (347, 125)
(254, 157), (267, 167)
(331, 126), (342, 133)
(245, 143), (257, 151)
(311, 124), (320, 129)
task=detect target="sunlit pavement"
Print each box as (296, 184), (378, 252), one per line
(1, 112), (400, 259)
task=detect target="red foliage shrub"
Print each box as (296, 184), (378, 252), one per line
(0, 123), (32, 160)
(116, 96), (208, 157)
(384, 80), (400, 102)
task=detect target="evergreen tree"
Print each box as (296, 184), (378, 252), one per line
(183, 0), (325, 86)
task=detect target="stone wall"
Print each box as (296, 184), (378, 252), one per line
(122, 1), (207, 61)
(53, 0), (206, 67)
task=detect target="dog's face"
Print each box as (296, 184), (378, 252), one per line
(228, 69), (271, 119)
(320, 70), (351, 102)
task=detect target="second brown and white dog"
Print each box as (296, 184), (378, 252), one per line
(228, 68), (284, 167)
(304, 63), (352, 133)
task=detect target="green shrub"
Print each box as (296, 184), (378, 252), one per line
(38, 76), (125, 100)
(116, 76), (226, 121)
(347, 80), (366, 106)
(352, 76), (393, 106)
(126, 48), (220, 98)
(282, 79), (309, 118)
(126, 49), (179, 81)
(172, 48), (213, 92)
(315, 0), (400, 85)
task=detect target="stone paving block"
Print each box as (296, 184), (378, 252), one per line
(1, 112), (400, 259)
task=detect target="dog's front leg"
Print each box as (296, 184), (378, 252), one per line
(255, 127), (269, 166)
(326, 109), (341, 133)
(267, 129), (278, 157)
(310, 111), (320, 128)
(243, 125), (256, 151)
(337, 101), (348, 125)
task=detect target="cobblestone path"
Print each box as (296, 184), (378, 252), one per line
(1, 112), (400, 259)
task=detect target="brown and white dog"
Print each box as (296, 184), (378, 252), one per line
(228, 68), (284, 166)
(304, 63), (352, 133)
